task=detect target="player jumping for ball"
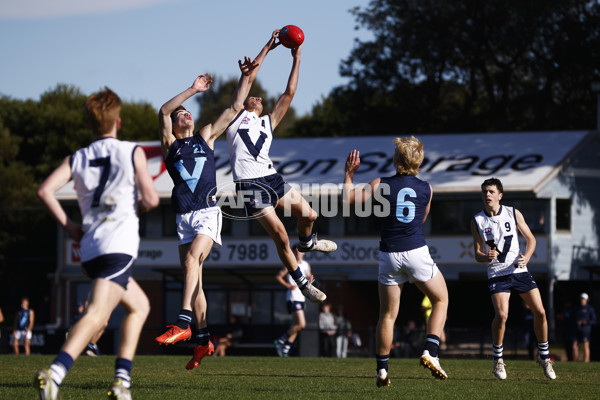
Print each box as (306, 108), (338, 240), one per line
(471, 177), (556, 380)
(225, 29), (336, 303)
(154, 56), (258, 370)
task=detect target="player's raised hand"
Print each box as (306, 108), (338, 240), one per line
(238, 56), (259, 76)
(191, 73), (212, 93)
(345, 149), (360, 177)
(269, 29), (281, 50)
(291, 45), (301, 58)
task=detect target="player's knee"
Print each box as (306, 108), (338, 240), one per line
(533, 307), (546, 321)
(136, 293), (151, 319)
(272, 230), (290, 250)
(299, 209), (318, 224)
(495, 311), (509, 323)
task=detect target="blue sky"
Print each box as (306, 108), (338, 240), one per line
(0, 0), (372, 117)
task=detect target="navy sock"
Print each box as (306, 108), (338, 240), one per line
(175, 309), (193, 329)
(195, 327), (210, 346)
(298, 234), (313, 248)
(50, 351), (74, 386)
(424, 334), (440, 357)
(278, 332), (290, 345)
(376, 354), (389, 373)
(538, 341), (550, 360)
(493, 343), (504, 360)
(115, 358), (132, 389)
(289, 267), (308, 290)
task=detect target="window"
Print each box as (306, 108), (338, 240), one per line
(429, 200), (481, 235)
(510, 199), (548, 234)
(556, 198), (571, 231)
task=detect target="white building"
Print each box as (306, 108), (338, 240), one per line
(50, 130), (600, 355)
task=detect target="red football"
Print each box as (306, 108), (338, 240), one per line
(279, 25), (304, 49)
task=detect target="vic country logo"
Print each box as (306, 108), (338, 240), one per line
(175, 157), (207, 193)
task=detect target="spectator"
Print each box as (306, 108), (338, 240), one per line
(571, 292), (597, 362)
(393, 320), (423, 358)
(319, 303), (336, 357)
(335, 305), (352, 358)
(12, 296), (35, 355)
(214, 316), (244, 357)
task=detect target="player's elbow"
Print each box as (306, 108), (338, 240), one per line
(36, 185), (51, 203)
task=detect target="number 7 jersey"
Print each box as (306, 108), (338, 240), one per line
(473, 205), (524, 278)
(70, 137), (140, 262)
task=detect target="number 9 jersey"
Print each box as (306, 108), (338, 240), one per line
(378, 174), (431, 253)
(70, 137), (140, 262)
(473, 205), (524, 279)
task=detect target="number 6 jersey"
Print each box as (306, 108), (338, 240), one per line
(473, 205), (525, 279)
(378, 174), (431, 253)
(70, 137), (140, 262)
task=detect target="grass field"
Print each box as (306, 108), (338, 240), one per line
(1, 355), (599, 399)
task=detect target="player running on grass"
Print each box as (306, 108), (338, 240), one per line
(35, 87), (159, 400)
(225, 29), (336, 304)
(471, 177), (556, 380)
(154, 57), (258, 371)
(344, 137), (449, 387)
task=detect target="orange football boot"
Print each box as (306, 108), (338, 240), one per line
(185, 341), (215, 370)
(155, 325), (192, 345)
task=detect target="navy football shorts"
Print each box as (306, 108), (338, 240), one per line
(235, 173), (291, 216)
(82, 253), (134, 289)
(488, 271), (538, 295)
(287, 300), (305, 314)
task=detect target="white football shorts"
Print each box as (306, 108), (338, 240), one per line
(378, 245), (439, 285)
(13, 329), (32, 341)
(176, 206), (222, 247)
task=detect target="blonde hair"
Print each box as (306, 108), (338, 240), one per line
(393, 136), (424, 176)
(85, 87), (121, 135)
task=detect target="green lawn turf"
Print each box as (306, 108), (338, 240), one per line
(1, 355), (599, 399)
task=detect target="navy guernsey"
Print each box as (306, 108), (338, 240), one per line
(379, 174), (431, 252)
(165, 134), (217, 214)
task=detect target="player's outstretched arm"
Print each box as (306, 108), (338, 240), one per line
(133, 146), (159, 213)
(158, 74), (212, 157)
(270, 46), (300, 130)
(37, 156), (83, 242)
(200, 57), (259, 146)
(248, 29), (280, 87)
(343, 149), (379, 205)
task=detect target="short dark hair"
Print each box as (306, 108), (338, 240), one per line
(170, 105), (187, 123)
(481, 177), (503, 193)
